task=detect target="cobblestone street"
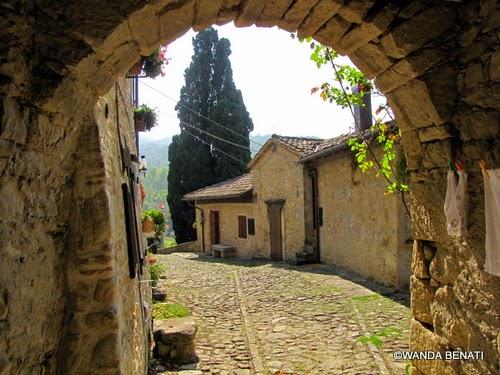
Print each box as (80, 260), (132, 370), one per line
(156, 253), (411, 375)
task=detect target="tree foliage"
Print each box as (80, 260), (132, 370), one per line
(168, 28), (253, 243)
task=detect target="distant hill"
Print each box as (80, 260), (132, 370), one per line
(139, 134), (272, 166)
(139, 137), (171, 169)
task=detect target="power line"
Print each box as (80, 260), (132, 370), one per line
(179, 120), (258, 153)
(182, 128), (249, 166)
(139, 80), (265, 148)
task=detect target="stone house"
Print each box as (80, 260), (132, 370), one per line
(184, 132), (412, 290)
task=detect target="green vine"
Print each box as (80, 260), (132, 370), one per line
(294, 34), (410, 212)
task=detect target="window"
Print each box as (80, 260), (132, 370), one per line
(238, 215), (247, 238)
(247, 218), (255, 236)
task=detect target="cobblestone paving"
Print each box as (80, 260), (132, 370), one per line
(155, 253), (411, 375)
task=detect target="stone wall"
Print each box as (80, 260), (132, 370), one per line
(251, 141), (307, 260)
(311, 147), (412, 289)
(1, 0), (499, 373)
(195, 202), (257, 258)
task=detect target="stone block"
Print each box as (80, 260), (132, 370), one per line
(193, 0), (224, 31)
(0, 352), (9, 374)
(94, 22), (133, 61)
(297, 0), (343, 38)
(410, 276), (435, 324)
(85, 308), (119, 330)
(337, 3), (398, 55)
(381, 5), (456, 59)
(93, 279), (116, 304)
(418, 125), (451, 143)
(387, 79), (445, 129)
(350, 41), (394, 79)
(408, 172), (448, 242)
(234, 0), (267, 27)
(91, 335), (119, 369)
(128, 4), (160, 55)
(1, 97), (27, 146)
(278, 0), (322, 32)
(410, 319), (455, 375)
(337, 0), (375, 24)
(456, 111), (499, 141)
(153, 318), (198, 365)
(483, 8), (500, 32)
(431, 286), (469, 349)
(375, 48), (445, 93)
(421, 140), (452, 169)
(429, 245), (460, 287)
(458, 25), (479, 47)
(489, 49), (500, 82)
(422, 242), (436, 261)
(464, 63), (485, 89)
(256, 0), (294, 27)
(463, 82), (500, 109)
(412, 241), (430, 279)
(159, 0), (196, 45)
(312, 15), (350, 49)
(0, 291), (7, 320)
(401, 130), (422, 157)
(152, 288), (167, 302)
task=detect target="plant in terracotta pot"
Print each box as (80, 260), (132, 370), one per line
(134, 105), (158, 132)
(142, 209), (166, 237)
(141, 212), (155, 233)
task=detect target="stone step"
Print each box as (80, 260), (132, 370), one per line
(153, 318), (198, 365)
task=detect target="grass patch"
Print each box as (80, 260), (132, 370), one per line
(153, 303), (189, 319)
(352, 294), (381, 303)
(357, 326), (401, 348)
(164, 236), (176, 248)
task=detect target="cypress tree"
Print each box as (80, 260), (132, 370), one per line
(167, 27), (253, 243)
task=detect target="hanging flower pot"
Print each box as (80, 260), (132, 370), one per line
(134, 112), (146, 132)
(128, 60), (143, 76)
(134, 105), (158, 132)
(142, 217), (154, 233)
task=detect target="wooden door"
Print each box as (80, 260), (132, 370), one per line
(267, 201), (284, 261)
(209, 210), (220, 247)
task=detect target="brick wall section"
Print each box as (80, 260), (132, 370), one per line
(0, 0), (499, 373)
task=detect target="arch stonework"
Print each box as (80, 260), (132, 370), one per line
(0, 1), (498, 374)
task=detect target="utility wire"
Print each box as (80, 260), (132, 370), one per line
(179, 119), (258, 153)
(139, 80), (265, 148)
(182, 128), (249, 166)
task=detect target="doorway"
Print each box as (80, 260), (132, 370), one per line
(266, 199), (284, 261)
(209, 210), (220, 248)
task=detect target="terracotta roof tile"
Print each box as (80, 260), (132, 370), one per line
(271, 134), (324, 156)
(182, 173), (253, 201)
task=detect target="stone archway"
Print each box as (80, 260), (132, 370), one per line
(0, 1), (499, 374)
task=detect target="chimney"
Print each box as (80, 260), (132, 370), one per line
(353, 85), (372, 132)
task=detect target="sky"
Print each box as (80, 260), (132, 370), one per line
(139, 24), (384, 141)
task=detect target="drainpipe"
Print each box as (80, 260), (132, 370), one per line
(187, 201), (205, 252)
(308, 167), (320, 262)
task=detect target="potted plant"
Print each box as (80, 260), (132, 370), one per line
(134, 104), (158, 132)
(142, 212), (155, 233)
(127, 45), (170, 78)
(142, 209), (166, 237)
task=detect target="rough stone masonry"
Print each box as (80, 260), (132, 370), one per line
(0, 0), (499, 374)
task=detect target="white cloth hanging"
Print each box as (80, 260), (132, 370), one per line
(483, 168), (500, 277)
(444, 170), (468, 236)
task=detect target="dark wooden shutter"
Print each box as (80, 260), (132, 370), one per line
(247, 218), (255, 235)
(122, 183), (138, 278)
(238, 215), (247, 238)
